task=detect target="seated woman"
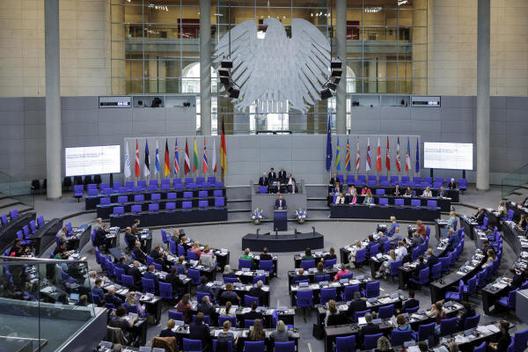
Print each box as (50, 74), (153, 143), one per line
(247, 319), (266, 341)
(216, 320), (237, 352)
(124, 292), (147, 318)
(348, 241), (364, 267)
(403, 187), (413, 197)
(270, 320), (293, 342)
(218, 301), (236, 316)
(361, 186), (370, 196)
(394, 314), (411, 332)
(363, 189), (374, 205)
(324, 300), (346, 327)
(376, 249), (397, 279)
(334, 265), (351, 281)
(334, 192), (345, 205)
(421, 186), (433, 198)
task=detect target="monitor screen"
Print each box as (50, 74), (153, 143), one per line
(65, 145), (121, 176)
(423, 142), (473, 170)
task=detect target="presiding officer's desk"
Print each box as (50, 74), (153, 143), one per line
(110, 207), (228, 228)
(330, 203), (440, 222)
(323, 300), (464, 352)
(251, 179), (307, 218)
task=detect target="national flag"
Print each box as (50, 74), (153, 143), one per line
(415, 139), (420, 173)
(376, 137), (382, 173)
(355, 137), (361, 172)
(335, 137), (341, 171)
(163, 139), (170, 177)
(345, 138), (351, 172)
(366, 138), (372, 172)
(212, 138), (217, 173)
(395, 137), (402, 172)
(385, 136), (391, 172)
(193, 138), (199, 173)
(154, 140), (161, 176)
(405, 137), (411, 173)
(325, 113), (332, 172)
(174, 138), (180, 175)
(134, 139), (140, 178)
(184, 139), (191, 175)
(202, 138), (209, 174)
(143, 140), (151, 178)
(124, 140), (131, 179)
(220, 118), (227, 178)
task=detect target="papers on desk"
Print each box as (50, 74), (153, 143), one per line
(357, 317), (367, 326)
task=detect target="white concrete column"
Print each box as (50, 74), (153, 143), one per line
(476, 0), (490, 190)
(45, 0), (62, 199)
(200, 0), (212, 135)
(335, 0), (347, 134)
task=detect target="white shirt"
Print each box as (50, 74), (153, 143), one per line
(395, 246), (407, 260)
(421, 189), (432, 198)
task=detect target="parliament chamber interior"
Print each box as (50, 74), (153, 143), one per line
(2, 0), (528, 351)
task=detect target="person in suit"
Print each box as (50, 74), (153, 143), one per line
(447, 178), (457, 190)
(124, 227), (138, 251)
(173, 256), (187, 275)
(128, 260), (143, 289)
(92, 278), (104, 298)
(244, 302), (264, 321)
(108, 306), (135, 340)
(387, 216), (400, 237)
(115, 256), (129, 274)
(159, 319), (177, 338)
(413, 256), (428, 279)
(132, 241), (147, 264)
(286, 173), (297, 193)
(93, 218), (110, 249)
(258, 173), (268, 186)
(347, 291), (367, 319)
(400, 290), (419, 313)
(189, 313), (211, 349)
(259, 247), (273, 261)
(324, 247), (337, 261)
(143, 264), (159, 288)
(248, 280), (265, 304)
(104, 287), (123, 307)
(268, 168), (277, 183)
(275, 193), (287, 209)
(197, 295), (216, 317)
(278, 169), (287, 183)
(196, 277), (214, 296)
(165, 267), (185, 297)
(359, 313), (381, 346)
(425, 248), (439, 268)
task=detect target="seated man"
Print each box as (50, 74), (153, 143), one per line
(347, 291), (367, 319)
(258, 173), (268, 187)
(259, 247), (273, 261)
(124, 227), (138, 251)
(189, 313), (211, 350)
(104, 287), (123, 307)
(92, 278), (105, 298)
(359, 313), (381, 347)
(248, 280), (266, 304)
(131, 241), (147, 264)
(240, 248), (253, 261)
(244, 302), (264, 321)
(220, 283), (240, 305)
(400, 290), (419, 313)
(108, 306), (136, 342)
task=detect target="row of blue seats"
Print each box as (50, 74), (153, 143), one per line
(99, 190), (224, 206)
(333, 175), (467, 190)
(111, 197), (226, 215)
(0, 208), (23, 227)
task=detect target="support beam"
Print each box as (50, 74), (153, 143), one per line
(476, 0), (490, 190)
(335, 0), (347, 134)
(200, 0), (212, 135)
(45, 0), (62, 199)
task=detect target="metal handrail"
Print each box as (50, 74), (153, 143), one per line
(501, 162), (528, 198)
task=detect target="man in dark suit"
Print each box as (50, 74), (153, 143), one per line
(248, 280), (266, 305)
(268, 168), (277, 183)
(103, 287), (123, 307)
(359, 313), (381, 346)
(244, 303), (264, 321)
(347, 291), (367, 319)
(259, 247), (273, 261)
(124, 227), (138, 250)
(448, 178), (457, 190)
(197, 295), (216, 317)
(278, 169), (287, 183)
(143, 264), (159, 289)
(93, 218), (110, 249)
(189, 313), (211, 349)
(165, 267), (185, 297)
(128, 260), (143, 289)
(401, 290), (420, 313)
(220, 284), (240, 305)
(274, 194), (287, 210)
(132, 241), (147, 264)
(258, 173), (268, 186)
(426, 248), (439, 268)
(115, 256), (129, 273)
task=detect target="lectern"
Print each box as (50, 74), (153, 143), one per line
(273, 210), (288, 231)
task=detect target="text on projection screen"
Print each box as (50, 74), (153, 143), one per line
(65, 145), (121, 177)
(423, 142), (473, 170)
